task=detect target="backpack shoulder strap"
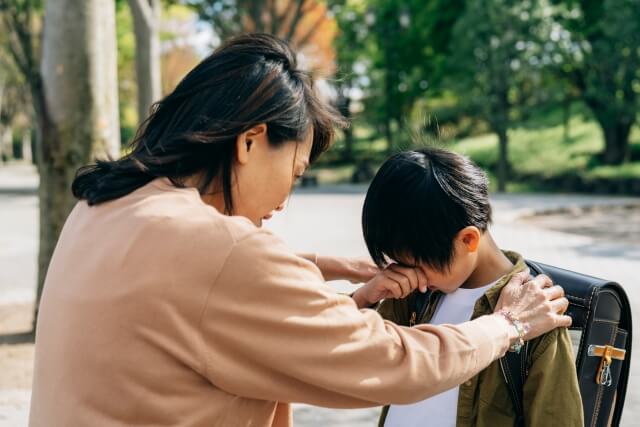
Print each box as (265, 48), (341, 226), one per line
(498, 260), (543, 427)
(499, 342), (529, 427)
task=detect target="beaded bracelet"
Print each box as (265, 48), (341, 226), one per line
(497, 310), (527, 353)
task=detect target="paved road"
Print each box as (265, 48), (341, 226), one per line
(1, 165), (639, 426)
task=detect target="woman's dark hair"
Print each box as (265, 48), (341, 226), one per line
(362, 147), (492, 271)
(73, 33), (345, 211)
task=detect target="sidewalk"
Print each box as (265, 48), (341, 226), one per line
(0, 164), (38, 195)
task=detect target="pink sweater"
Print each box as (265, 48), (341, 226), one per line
(29, 178), (510, 426)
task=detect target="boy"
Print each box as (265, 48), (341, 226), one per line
(356, 147), (582, 427)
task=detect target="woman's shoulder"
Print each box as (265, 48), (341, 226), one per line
(120, 180), (293, 276)
(85, 179), (275, 264)
(136, 179), (261, 240)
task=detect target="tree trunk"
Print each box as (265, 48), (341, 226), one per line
(0, 76), (5, 162)
(0, 126), (11, 162)
(21, 130), (32, 163)
(382, 15), (395, 155)
(343, 124), (354, 162)
(496, 126), (509, 193)
(35, 0), (120, 329)
(563, 95), (571, 142)
(384, 118), (394, 155)
(601, 120), (632, 165)
(583, 94), (634, 166)
(337, 87), (353, 161)
(128, 0), (162, 125)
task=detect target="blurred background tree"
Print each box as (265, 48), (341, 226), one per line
(0, 0), (42, 167)
(188, 0), (338, 73)
(5, 0), (638, 193)
(553, 0), (640, 165)
(127, 0), (163, 125)
(447, 0), (546, 191)
(1, 0), (120, 329)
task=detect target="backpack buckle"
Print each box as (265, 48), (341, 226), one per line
(588, 345), (626, 387)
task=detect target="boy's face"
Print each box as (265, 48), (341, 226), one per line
(396, 227), (481, 294)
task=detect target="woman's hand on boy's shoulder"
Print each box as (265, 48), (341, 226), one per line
(352, 264), (429, 309)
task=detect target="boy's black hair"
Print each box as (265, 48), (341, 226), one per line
(362, 147), (492, 271)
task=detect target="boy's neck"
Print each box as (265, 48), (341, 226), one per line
(460, 232), (514, 289)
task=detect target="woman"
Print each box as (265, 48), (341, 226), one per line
(29, 34), (570, 427)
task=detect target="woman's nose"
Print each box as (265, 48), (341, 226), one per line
(275, 203), (285, 212)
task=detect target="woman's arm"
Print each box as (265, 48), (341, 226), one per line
(199, 229), (568, 408)
(298, 252), (427, 309)
(298, 253), (379, 283)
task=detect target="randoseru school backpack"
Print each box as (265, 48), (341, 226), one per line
(501, 260), (633, 427)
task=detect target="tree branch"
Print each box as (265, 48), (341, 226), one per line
(279, 0), (297, 36)
(296, 8), (324, 47)
(269, 0), (278, 34)
(127, 0), (155, 29)
(0, 7), (31, 79)
(285, 0), (305, 41)
(211, 13), (236, 39)
(247, 0), (264, 33)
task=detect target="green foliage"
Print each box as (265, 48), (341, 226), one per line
(316, 111), (640, 187)
(329, 0), (466, 153)
(448, 1), (544, 125)
(551, 0), (640, 163)
(451, 114), (640, 179)
(321, 0), (640, 188)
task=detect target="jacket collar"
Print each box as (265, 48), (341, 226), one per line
(479, 251), (527, 313)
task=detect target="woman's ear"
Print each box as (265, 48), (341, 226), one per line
(457, 226), (481, 253)
(235, 123), (268, 165)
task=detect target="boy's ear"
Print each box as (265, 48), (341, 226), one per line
(458, 226), (481, 252)
(235, 123), (268, 165)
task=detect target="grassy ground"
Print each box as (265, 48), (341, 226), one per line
(312, 110), (640, 192)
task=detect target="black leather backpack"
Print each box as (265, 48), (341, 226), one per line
(501, 260), (633, 427)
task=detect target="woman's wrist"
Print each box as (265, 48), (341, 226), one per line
(497, 310), (528, 353)
(316, 255), (342, 281)
(298, 254), (379, 283)
(491, 312), (521, 349)
(299, 252), (320, 268)
(351, 287), (370, 309)
(298, 253), (342, 281)
(493, 310), (530, 353)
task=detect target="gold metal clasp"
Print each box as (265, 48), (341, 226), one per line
(409, 312), (417, 327)
(588, 345), (626, 387)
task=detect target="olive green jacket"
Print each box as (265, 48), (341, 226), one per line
(377, 252), (583, 427)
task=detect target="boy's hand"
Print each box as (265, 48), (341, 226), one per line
(352, 264), (429, 309)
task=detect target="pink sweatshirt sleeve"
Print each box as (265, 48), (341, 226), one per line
(198, 229), (510, 407)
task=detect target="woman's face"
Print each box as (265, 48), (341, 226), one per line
(231, 124), (312, 227)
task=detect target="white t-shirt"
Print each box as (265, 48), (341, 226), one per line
(384, 280), (498, 427)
